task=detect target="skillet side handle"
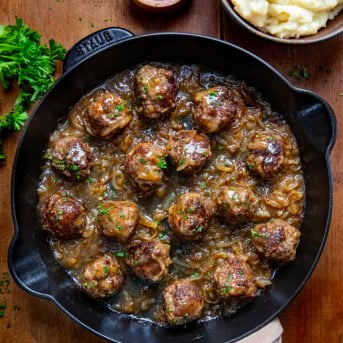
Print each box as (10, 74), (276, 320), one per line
(63, 27), (134, 73)
(8, 231), (52, 298)
(295, 91), (337, 154)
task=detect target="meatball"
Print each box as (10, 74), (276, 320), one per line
(98, 201), (139, 243)
(135, 65), (177, 119)
(41, 192), (86, 239)
(81, 253), (124, 298)
(126, 240), (171, 282)
(216, 183), (258, 222)
(193, 86), (236, 133)
(245, 131), (285, 178)
(163, 280), (204, 326)
(84, 90), (132, 138)
(51, 136), (94, 181)
(251, 219), (301, 263)
(168, 193), (213, 240)
(213, 255), (257, 299)
(166, 130), (212, 174)
(125, 142), (166, 191)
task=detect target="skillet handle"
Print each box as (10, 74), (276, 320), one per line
(295, 90), (337, 154)
(63, 27), (134, 73)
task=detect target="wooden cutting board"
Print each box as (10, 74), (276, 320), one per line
(0, 1), (342, 342)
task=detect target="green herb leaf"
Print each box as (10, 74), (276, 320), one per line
(251, 229), (268, 238)
(288, 65), (309, 80)
(97, 203), (110, 216)
(196, 226), (203, 232)
(178, 158), (185, 166)
(158, 156), (168, 169)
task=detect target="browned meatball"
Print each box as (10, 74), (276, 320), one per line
(125, 142), (166, 191)
(168, 193), (213, 240)
(216, 183), (258, 222)
(135, 65), (177, 119)
(251, 219), (301, 263)
(84, 90), (132, 138)
(166, 130), (212, 174)
(213, 255), (257, 299)
(51, 136), (94, 181)
(126, 240), (171, 282)
(41, 192), (86, 239)
(81, 253), (124, 298)
(193, 86), (236, 134)
(163, 280), (204, 326)
(245, 131), (285, 178)
(97, 201), (139, 243)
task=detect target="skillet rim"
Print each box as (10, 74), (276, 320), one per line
(8, 31), (337, 343)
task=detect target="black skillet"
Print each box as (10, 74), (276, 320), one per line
(8, 28), (337, 342)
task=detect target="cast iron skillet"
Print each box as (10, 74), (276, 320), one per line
(8, 28), (336, 343)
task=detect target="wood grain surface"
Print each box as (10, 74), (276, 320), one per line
(0, 1), (342, 342)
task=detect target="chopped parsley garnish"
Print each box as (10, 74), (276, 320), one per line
(116, 251), (125, 257)
(178, 158), (185, 166)
(84, 280), (97, 288)
(157, 156), (168, 169)
(115, 224), (123, 230)
(251, 230), (268, 238)
(97, 203), (110, 216)
(71, 164), (79, 171)
(119, 213), (126, 218)
(191, 272), (200, 278)
(289, 65), (309, 80)
(0, 300), (6, 318)
(200, 181), (207, 188)
(103, 266), (109, 274)
(115, 103), (125, 113)
(157, 95), (163, 101)
(221, 287), (232, 295)
(139, 158), (147, 165)
(217, 145), (224, 151)
(209, 91), (218, 97)
(144, 84), (149, 94)
(196, 226), (203, 232)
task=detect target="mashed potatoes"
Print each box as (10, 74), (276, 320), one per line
(231, 0), (343, 38)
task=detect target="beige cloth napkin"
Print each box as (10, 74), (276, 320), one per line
(237, 318), (283, 343)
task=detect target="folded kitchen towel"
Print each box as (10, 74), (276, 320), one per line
(237, 318), (283, 343)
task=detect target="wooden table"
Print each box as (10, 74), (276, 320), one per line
(0, 1), (342, 342)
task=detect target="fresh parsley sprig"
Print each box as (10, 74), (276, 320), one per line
(0, 17), (66, 161)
